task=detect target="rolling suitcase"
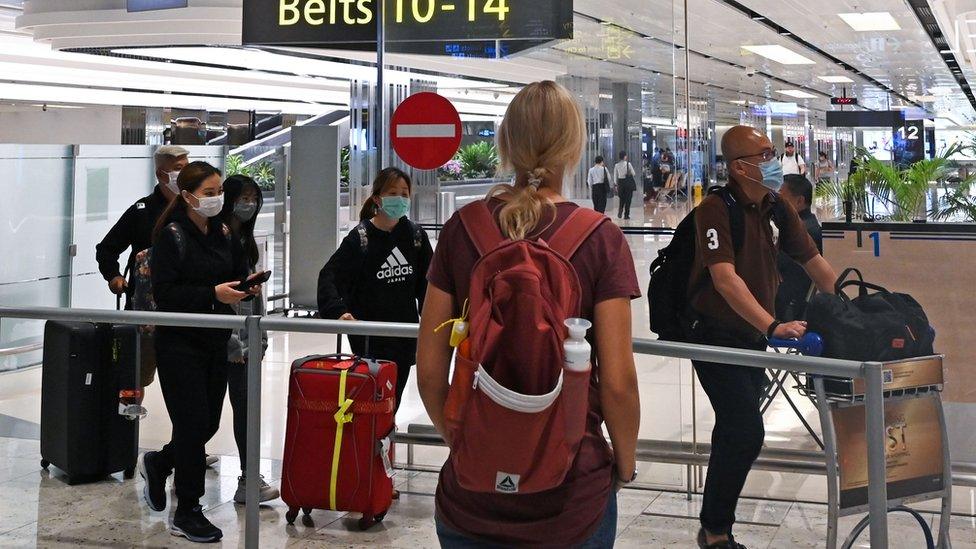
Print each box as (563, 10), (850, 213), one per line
(40, 321), (141, 484)
(281, 355), (396, 529)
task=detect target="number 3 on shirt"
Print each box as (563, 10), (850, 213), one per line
(706, 228), (719, 250)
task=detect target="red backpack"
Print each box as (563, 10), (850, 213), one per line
(443, 200), (608, 494)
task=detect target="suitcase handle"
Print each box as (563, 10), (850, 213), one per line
(833, 267), (864, 295)
(837, 279), (891, 300)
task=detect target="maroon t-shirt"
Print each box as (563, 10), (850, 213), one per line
(427, 199), (641, 547)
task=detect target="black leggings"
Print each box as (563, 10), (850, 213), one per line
(155, 345), (228, 512)
(227, 363), (248, 470)
(349, 335), (415, 413)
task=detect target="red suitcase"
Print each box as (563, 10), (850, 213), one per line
(281, 355), (397, 529)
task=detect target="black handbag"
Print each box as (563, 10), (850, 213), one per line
(806, 268), (934, 362)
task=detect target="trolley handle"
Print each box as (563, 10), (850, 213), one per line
(768, 332), (824, 357)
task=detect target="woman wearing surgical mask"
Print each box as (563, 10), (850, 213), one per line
(317, 167), (433, 414)
(140, 162), (262, 543)
(217, 175), (280, 505)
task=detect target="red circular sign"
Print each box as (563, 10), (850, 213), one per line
(390, 92), (462, 170)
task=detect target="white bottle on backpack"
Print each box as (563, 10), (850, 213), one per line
(564, 318), (592, 373)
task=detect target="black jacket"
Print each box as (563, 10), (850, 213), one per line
(318, 219), (432, 325)
(96, 185), (169, 284)
(776, 208), (823, 321)
(151, 208), (248, 352)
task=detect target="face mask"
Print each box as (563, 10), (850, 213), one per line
(380, 196), (410, 219)
(185, 192), (224, 218)
(234, 200), (258, 222)
(740, 158), (784, 192)
(162, 171), (179, 194)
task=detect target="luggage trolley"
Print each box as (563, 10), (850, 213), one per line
(797, 352), (951, 549)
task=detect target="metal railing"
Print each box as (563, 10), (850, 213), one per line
(0, 306), (889, 548)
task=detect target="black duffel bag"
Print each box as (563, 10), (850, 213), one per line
(806, 268), (934, 362)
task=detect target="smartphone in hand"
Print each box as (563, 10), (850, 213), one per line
(235, 270), (271, 292)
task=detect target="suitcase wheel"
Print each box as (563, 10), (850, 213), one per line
(123, 468), (135, 480)
(285, 508), (299, 525)
(359, 512), (385, 531)
(40, 459), (49, 470)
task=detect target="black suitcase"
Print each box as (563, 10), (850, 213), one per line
(40, 321), (140, 484)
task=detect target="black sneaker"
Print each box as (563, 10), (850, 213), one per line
(139, 451), (169, 512)
(697, 528), (747, 549)
(171, 506), (223, 543)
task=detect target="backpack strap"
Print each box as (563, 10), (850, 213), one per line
(707, 186), (745, 253)
(410, 221), (424, 250)
(547, 208), (608, 260)
(458, 201), (505, 257)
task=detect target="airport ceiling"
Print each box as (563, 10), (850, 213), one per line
(6, 0), (976, 125)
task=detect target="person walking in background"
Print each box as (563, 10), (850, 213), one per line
(814, 151), (834, 184)
(217, 175), (280, 505)
(776, 174), (824, 322)
(780, 141), (806, 176)
(417, 80), (641, 548)
(317, 167), (433, 412)
(614, 151), (638, 220)
(139, 162), (263, 543)
(587, 155), (612, 214)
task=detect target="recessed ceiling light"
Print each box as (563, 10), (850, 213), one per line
(776, 89), (817, 99)
(741, 45), (816, 65)
(838, 12), (901, 32)
(818, 75), (854, 83)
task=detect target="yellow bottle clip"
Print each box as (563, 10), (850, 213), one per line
(435, 299), (470, 348)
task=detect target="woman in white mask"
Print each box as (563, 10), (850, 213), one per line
(140, 161), (263, 543)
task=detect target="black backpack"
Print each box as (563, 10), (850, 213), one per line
(648, 187), (785, 342)
(805, 268), (934, 362)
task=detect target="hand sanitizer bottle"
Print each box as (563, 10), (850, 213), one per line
(564, 318), (593, 373)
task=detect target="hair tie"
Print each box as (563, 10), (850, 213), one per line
(527, 167), (547, 188)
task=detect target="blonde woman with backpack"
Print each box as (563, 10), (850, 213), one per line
(417, 81), (641, 548)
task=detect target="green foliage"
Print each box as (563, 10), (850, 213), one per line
(457, 141), (498, 179)
(340, 146), (350, 188)
(825, 144), (970, 222)
(932, 175), (976, 221)
(225, 154), (276, 192)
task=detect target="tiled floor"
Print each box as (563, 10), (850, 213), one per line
(1, 200), (976, 546)
(0, 439), (972, 548)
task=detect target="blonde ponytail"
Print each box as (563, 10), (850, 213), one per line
(491, 81), (584, 240)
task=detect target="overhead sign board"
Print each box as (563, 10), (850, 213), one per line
(242, 0), (573, 58)
(831, 97), (859, 106)
(391, 92), (462, 170)
(127, 0), (188, 12)
(826, 110), (905, 128)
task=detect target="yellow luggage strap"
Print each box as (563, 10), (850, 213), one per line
(329, 368), (354, 511)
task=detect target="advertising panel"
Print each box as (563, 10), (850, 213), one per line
(833, 395), (944, 509)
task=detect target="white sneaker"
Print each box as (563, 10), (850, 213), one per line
(205, 455), (219, 468)
(234, 475), (280, 504)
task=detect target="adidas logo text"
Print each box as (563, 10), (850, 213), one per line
(377, 248), (413, 282)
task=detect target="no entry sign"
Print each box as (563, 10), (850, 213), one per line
(390, 93), (462, 171)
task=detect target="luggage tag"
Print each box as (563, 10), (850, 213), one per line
(435, 299), (470, 348)
(378, 436), (395, 478)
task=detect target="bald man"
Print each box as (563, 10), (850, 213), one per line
(688, 126), (837, 549)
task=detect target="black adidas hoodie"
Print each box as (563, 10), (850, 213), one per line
(317, 219), (433, 324)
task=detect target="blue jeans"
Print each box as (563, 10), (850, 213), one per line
(435, 490), (618, 548)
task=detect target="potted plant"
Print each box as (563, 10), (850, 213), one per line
(932, 175), (976, 222)
(457, 141), (499, 179)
